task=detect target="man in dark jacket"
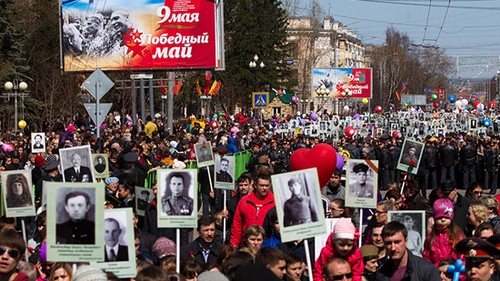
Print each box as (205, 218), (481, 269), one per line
(180, 216), (221, 266)
(440, 179), (472, 232)
(460, 136), (477, 189)
(440, 136), (458, 182)
(375, 221), (440, 281)
(423, 138), (439, 195)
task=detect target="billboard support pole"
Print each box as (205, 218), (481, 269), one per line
(149, 77), (154, 119)
(132, 79), (137, 125)
(167, 72), (175, 134)
(140, 79), (146, 122)
(95, 81), (100, 139)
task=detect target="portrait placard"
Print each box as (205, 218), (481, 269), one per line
(92, 208), (136, 278)
(31, 133), (46, 153)
(388, 210), (425, 257)
(345, 159), (378, 209)
(60, 145), (96, 183)
(1, 170), (35, 217)
(272, 168), (326, 243)
(46, 182), (105, 262)
(157, 169), (198, 228)
(396, 139), (424, 175)
(92, 154), (109, 179)
(214, 155), (235, 190)
(194, 142), (215, 168)
(135, 186), (155, 216)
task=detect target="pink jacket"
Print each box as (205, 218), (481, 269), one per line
(423, 226), (465, 267)
(229, 191), (275, 247)
(313, 232), (364, 281)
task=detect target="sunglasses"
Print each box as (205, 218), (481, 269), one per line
(329, 272), (353, 280)
(0, 247), (20, 259)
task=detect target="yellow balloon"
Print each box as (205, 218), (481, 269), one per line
(18, 120), (27, 129)
(362, 98), (368, 105)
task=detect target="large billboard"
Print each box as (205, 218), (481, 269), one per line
(311, 68), (372, 99)
(60, 0), (224, 72)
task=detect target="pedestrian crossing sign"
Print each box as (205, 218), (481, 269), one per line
(252, 92), (269, 109)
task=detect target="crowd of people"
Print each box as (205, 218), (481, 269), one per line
(2, 111), (500, 281)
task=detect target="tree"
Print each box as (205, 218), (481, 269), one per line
(220, 0), (296, 113)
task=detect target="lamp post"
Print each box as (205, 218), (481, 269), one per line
(249, 55), (265, 127)
(4, 80), (28, 132)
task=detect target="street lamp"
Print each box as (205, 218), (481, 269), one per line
(249, 55), (266, 126)
(4, 80), (28, 132)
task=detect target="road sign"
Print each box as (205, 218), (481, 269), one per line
(83, 69), (114, 100)
(84, 103), (112, 127)
(252, 92), (269, 109)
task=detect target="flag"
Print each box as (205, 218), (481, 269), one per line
(203, 71), (212, 95)
(395, 91), (401, 101)
(195, 79), (202, 96)
(209, 80), (222, 95)
(173, 80), (183, 95)
(401, 82), (407, 94)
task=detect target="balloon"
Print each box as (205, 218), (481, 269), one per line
(336, 152), (344, 170)
(392, 131), (399, 138)
(434, 102), (440, 108)
(462, 99), (469, 106)
(353, 113), (361, 120)
(18, 120), (26, 129)
(447, 259), (465, 281)
(270, 119), (276, 126)
(290, 143), (337, 188)
(484, 119), (492, 127)
(473, 101), (480, 109)
(449, 95), (456, 103)
(344, 126), (355, 138)
(375, 105), (383, 113)
(455, 100), (462, 108)
(431, 93), (438, 101)
(209, 120), (219, 129)
(477, 103), (485, 111)
(1, 142), (14, 153)
(310, 112), (318, 121)
(489, 101), (497, 108)
(291, 96), (297, 105)
(343, 105), (350, 112)
(362, 98), (369, 105)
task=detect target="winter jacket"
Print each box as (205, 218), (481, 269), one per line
(312, 232), (364, 281)
(440, 143), (457, 167)
(229, 191), (275, 247)
(375, 250), (440, 281)
(226, 137), (239, 154)
(180, 237), (222, 266)
(422, 226), (464, 267)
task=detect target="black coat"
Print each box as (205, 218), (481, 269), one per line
(375, 250), (440, 281)
(180, 238), (222, 266)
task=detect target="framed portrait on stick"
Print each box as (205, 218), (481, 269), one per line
(214, 154), (235, 190)
(1, 170), (35, 217)
(194, 141), (215, 167)
(157, 169), (198, 228)
(388, 210), (425, 257)
(345, 159), (378, 209)
(60, 145), (95, 183)
(271, 168), (326, 243)
(46, 182), (105, 262)
(396, 139), (424, 175)
(31, 133), (46, 153)
(92, 154), (109, 179)
(92, 208), (136, 278)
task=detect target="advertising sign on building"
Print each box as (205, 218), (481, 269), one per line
(311, 68), (372, 99)
(60, 0), (224, 72)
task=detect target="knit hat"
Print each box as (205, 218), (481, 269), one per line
(34, 156), (46, 168)
(198, 271), (229, 281)
(152, 237), (176, 259)
(73, 265), (107, 281)
(360, 245), (379, 258)
(170, 141), (178, 148)
(333, 218), (355, 240)
(44, 154), (59, 171)
(105, 177), (119, 185)
(67, 124), (75, 133)
(433, 198), (454, 220)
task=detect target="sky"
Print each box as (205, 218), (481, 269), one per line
(294, 0), (500, 79)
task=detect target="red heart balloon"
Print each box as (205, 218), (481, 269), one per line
(290, 143), (337, 188)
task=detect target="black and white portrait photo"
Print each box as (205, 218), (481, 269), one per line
(31, 133), (46, 153)
(60, 145), (95, 183)
(55, 188), (96, 245)
(345, 159), (378, 209)
(194, 142), (214, 167)
(397, 139), (424, 174)
(388, 211), (425, 257)
(92, 154), (109, 178)
(1, 170), (36, 217)
(215, 155), (235, 189)
(135, 186), (155, 216)
(271, 168), (326, 242)
(157, 169), (198, 228)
